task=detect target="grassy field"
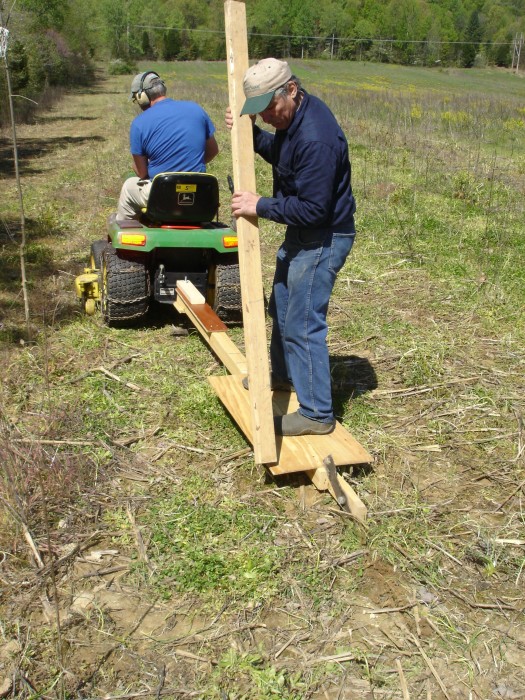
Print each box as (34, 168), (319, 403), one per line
(1, 59), (525, 699)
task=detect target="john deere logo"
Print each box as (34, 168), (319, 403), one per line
(178, 193), (195, 206)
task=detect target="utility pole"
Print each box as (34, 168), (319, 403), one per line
(512, 33), (523, 74)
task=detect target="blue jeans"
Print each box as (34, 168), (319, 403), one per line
(268, 227), (355, 423)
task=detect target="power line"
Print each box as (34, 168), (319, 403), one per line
(113, 23), (516, 47)
(7, 7), (518, 47)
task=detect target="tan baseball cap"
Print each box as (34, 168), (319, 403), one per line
(241, 58), (292, 115)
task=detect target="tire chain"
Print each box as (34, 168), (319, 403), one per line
(104, 294), (149, 305)
(104, 262), (150, 307)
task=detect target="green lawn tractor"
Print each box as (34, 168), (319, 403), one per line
(75, 172), (242, 325)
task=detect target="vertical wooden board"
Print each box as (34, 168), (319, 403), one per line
(224, 0), (277, 464)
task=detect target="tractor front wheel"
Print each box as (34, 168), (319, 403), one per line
(101, 247), (150, 326)
(85, 298), (97, 315)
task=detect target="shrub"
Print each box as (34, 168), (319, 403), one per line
(108, 58), (138, 76)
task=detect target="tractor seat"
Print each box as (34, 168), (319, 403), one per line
(143, 172), (219, 225)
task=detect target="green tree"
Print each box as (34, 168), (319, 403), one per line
(7, 41), (29, 93)
(99, 0), (127, 58)
(177, 0), (209, 29)
(483, 0), (512, 35)
(141, 30), (153, 58)
(139, 1), (175, 59)
(201, 0), (226, 60)
(462, 9), (482, 66)
(162, 28), (181, 60)
(352, 19), (378, 61)
(18, 0), (65, 29)
(383, 0), (431, 63)
(319, 0), (360, 39)
(424, 9), (457, 64)
(491, 28), (513, 64)
(247, 0), (290, 57)
(289, 0), (320, 57)
(61, 0), (98, 59)
(97, 0), (142, 58)
(1, 0), (96, 125)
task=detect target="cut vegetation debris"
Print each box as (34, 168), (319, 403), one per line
(1, 61), (524, 699)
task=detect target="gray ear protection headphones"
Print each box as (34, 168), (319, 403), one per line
(134, 71), (164, 107)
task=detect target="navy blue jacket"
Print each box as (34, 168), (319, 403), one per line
(253, 91), (356, 232)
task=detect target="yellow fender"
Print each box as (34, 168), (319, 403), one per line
(75, 269), (100, 315)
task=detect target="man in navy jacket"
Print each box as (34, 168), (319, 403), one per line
(227, 58), (356, 436)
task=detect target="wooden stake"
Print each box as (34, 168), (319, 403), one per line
(396, 659), (411, 700)
(409, 633), (452, 700)
(224, 0), (276, 464)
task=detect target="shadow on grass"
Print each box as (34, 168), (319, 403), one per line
(0, 283), (207, 345)
(71, 86), (124, 96)
(332, 354), (378, 403)
(140, 302), (187, 329)
(0, 217), (73, 325)
(0, 294), (85, 345)
(0, 233), (55, 285)
(35, 115), (99, 124)
(0, 135), (105, 177)
(271, 457), (374, 498)
(0, 216), (71, 342)
(131, 317), (379, 406)
(0, 217), (73, 244)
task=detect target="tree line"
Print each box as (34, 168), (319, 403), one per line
(99, 0), (524, 67)
(1, 0), (524, 124)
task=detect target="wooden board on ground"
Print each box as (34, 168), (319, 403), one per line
(208, 374), (373, 475)
(174, 287), (247, 376)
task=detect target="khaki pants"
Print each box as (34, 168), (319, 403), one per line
(117, 177), (152, 220)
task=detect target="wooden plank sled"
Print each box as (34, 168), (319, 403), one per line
(207, 376), (371, 475)
(209, 375), (369, 522)
(175, 282), (371, 522)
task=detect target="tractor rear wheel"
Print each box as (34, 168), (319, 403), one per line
(101, 247), (150, 326)
(209, 254), (242, 323)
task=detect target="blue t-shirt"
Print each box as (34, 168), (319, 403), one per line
(130, 98), (216, 178)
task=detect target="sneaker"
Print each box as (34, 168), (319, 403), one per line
(274, 411), (336, 436)
(242, 374), (294, 392)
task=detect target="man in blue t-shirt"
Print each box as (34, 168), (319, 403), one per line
(117, 71), (218, 220)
